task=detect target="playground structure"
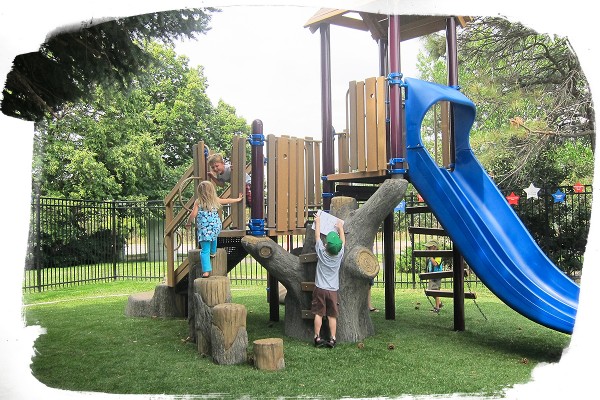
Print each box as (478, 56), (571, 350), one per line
(151, 9), (580, 340)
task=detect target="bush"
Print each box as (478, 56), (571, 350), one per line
(28, 228), (126, 269)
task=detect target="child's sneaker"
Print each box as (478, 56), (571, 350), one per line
(432, 307), (440, 313)
(314, 336), (326, 347)
(326, 338), (336, 348)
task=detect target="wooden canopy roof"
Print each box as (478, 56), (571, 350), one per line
(304, 8), (471, 41)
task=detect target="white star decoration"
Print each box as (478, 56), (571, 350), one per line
(524, 183), (540, 199)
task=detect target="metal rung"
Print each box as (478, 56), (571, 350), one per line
(425, 289), (477, 299)
(413, 249), (454, 258)
(408, 227), (447, 236)
(419, 269), (470, 280)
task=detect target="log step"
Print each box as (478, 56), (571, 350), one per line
(301, 282), (315, 292)
(301, 309), (315, 319)
(425, 289), (477, 299)
(299, 253), (317, 263)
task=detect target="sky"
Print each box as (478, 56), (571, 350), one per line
(1, 1), (599, 399)
(174, 4), (421, 138)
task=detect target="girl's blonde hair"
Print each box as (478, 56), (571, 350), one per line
(196, 181), (221, 211)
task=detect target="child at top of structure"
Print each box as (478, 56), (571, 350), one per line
(311, 213), (345, 349)
(186, 181), (243, 278)
(207, 153), (252, 207)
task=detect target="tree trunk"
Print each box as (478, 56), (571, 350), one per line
(241, 178), (408, 343)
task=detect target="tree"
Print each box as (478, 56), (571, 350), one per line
(1, 8), (218, 122)
(32, 41), (249, 201)
(416, 17), (595, 189)
(241, 179), (407, 343)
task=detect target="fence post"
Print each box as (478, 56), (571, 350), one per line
(112, 200), (117, 280)
(35, 195), (42, 292)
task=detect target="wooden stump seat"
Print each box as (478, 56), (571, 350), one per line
(253, 338), (285, 371)
(210, 303), (248, 365)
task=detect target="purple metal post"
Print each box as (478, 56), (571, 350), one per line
(383, 15), (405, 321)
(250, 119), (264, 222)
(320, 24), (333, 210)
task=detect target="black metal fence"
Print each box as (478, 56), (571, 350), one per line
(23, 184), (591, 292)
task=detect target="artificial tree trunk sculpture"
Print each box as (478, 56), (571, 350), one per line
(241, 178), (408, 343)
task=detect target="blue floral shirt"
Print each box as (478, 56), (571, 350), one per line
(196, 208), (221, 242)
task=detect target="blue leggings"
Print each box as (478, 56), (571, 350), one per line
(199, 239), (217, 273)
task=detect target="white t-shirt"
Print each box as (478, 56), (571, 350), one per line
(314, 240), (344, 291)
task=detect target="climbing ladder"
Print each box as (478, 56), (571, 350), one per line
(406, 203), (477, 317)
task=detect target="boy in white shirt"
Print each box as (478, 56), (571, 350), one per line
(311, 214), (345, 348)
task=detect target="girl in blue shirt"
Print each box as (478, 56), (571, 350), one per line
(187, 181), (243, 277)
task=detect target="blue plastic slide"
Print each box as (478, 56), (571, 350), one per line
(402, 77), (579, 334)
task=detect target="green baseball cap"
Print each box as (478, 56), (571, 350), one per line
(326, 231), (343, 255)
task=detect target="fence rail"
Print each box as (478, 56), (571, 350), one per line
(24, 184), (591, 292)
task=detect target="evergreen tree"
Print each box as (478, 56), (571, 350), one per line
(2, 8), (218, 122)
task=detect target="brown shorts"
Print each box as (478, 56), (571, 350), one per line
(311, 287), (339, 318)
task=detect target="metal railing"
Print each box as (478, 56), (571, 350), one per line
(23, 184), (590, 291)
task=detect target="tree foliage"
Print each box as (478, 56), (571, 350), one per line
(32, 42), (250, 201)
(416, 17), (595, 189)
(2, 8), (217, 122)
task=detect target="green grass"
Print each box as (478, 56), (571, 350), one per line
(23, 281), (570, 398)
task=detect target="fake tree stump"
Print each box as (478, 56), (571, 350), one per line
(253, 338), (285, 371)
(210, 248), (228, 277)
(193, 275), (232, 355)
(210, 303), (248, 365)
(242, 178), (408, 343)
(188, 249), (231, 340)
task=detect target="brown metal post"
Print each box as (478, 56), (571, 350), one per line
(447, 17), (459, 169)
(447, 17), (465, 332)
(384, 16), (405, 320)
(320, 23), (334, 211)
(388, 15), (404, 172)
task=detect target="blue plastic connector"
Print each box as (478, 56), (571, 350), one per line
(247, 218), (266, 236)
(387, 72), (405, 86)
(388, 157), (407, 174)
(249, 134), (265, 146)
